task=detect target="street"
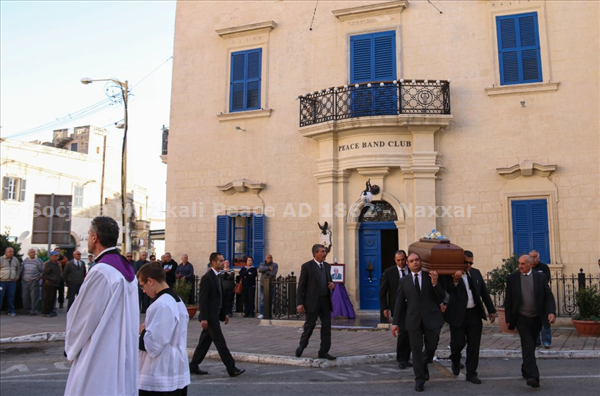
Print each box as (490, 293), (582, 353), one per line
(1, 342), (599, 395)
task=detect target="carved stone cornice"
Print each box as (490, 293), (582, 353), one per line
(217, 179), (266, 195)
(332, 1), (409, 21)
(496, 161), (557, 179)
(216, 21), (277, 38)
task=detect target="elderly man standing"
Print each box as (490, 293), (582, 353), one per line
(504, 254), (556, 389)
(64, 216), (139, 396)
(176, 253), (195, 304)
(257, 254), (278, 319)
(41, 251), (61, 317)
(21, 248), (44, 315)
(1, 247), (21, 316)
(62, 251), (87, 311)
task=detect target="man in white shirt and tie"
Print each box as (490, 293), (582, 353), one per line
(380, 250), (412, 369)
(63, 250), (87, 311)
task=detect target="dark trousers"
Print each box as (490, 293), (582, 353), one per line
(189, 321), (235, 372)
(66, 283), (82, 311)
(449, 308), (483, 376)
(139, 386), (188, 396)
(516, 315), (542, 380)
(395, 324), (412, 363)
(42, 285), (57, 314)
(57, 279), (64, 306)
(242, 284), (255, 316)
(408, 322), (441, 382)
(299, 296), (332, 353)
(223, 287), (234, 316)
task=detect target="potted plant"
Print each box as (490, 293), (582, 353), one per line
(486, 254), (519, 334)
(572, 285), (600, 336)
(173, 278), (197, 319)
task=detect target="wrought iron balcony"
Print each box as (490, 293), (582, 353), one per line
(298, 79), (451, 128)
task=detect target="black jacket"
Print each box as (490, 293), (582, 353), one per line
(504, 270), (556, 330)
(444, 268), (496, 327)
(380, 265), (410, 315)
(198, 269), (226, 323)
(296, 260), (333, 314)
(393, 271), (445, 331)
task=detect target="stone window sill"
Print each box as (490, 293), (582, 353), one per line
(217, 109), (272, 122)
(485, 82), (559, 96)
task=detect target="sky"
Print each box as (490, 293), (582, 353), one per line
(1, 0), (177, 219)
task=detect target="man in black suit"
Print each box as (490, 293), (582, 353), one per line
(392, 253), (445, 392)
(529, 249), (552, 348)
(189, 252), (245, 377)
(504, 254), (556, 389)
(445, 250), (496, 384)
(295, 244), (336, 360)
(380, 249), (412, 369)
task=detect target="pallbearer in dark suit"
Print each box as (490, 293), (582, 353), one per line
(189, 252), (245, 377)
(295, 244), (336, 360)
(444, 250), (496, 384)
(379, 250), (412, 369)
(504, 254), (556, 389)
(392, 253), (445, 392)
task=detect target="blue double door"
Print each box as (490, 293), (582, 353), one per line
(358, 222), (398, 310)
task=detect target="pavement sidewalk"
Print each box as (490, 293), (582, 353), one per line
(1, 310), (599, 367)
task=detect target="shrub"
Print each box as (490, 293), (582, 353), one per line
(575, 286), (600, 322)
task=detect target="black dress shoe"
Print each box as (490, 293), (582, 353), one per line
(229, 368), (245, 377)
(526, 378), (540, 388)
(398, 361), (408, 369)
(295, 345), (304, 358)
(460, 363), (465, 369)
(189, 367), (208, 375)
(415, 381), (425, 392)
(466, 375), (482, 384)
(318, 352), (337, 360)
(451, 363), (460, 376)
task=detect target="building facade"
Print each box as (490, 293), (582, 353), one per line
(1, 126), (152, 259)
(166, 0), (599, 310)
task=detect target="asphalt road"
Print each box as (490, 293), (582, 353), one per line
(1, 343), (599, 396)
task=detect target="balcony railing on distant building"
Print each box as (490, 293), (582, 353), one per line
(298, 79), (451, 127)
(161, 126), (169, 156)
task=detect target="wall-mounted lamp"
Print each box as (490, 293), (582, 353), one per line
(235, 126), (246, 132)
(360, 178), (380, 203)
(520, 101), (526, 107)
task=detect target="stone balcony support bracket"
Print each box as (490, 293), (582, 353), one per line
(217, 179), (266, 195)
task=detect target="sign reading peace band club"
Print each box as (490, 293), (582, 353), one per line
(338, 140), (411, 152)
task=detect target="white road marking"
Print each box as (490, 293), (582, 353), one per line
(0, 364), (29, 374)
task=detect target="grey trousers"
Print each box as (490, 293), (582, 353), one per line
(22, 279), (40, 313)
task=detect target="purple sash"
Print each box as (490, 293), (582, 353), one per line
(97, 252), (135, 282)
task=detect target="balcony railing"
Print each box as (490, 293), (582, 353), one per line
(298, 79), (451, 127)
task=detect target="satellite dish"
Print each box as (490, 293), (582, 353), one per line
(18, 231), (30, 241)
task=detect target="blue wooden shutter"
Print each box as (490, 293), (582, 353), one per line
(230, 53), (246, 111)
(251, 214), (265, 266)
(230, 49), (261, 112)
(511, 199), (551, 263)
(216, 215), (230, 261)
(497, 13), (542, 85)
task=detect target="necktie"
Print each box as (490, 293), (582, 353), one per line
(466, 271), (475, 292)
(400, 268), (404, 278)
(319, 263), (323, 270)
(414, 273), (421, 295)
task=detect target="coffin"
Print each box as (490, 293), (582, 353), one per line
(408, 238), (464, 275)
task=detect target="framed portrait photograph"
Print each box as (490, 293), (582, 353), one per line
(330, 263), (345, 284)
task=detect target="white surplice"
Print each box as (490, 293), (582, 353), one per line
(64, 263), (139, 396)
(139, 291), (190, 392)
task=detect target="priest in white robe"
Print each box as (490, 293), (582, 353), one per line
(64, 216), (139, 396)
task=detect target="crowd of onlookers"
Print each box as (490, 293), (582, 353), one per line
(0, 246), (279, 318)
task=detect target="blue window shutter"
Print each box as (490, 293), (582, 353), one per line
(230, 49), (261, 112)
(373, 34), (395, 80)
(497, 13), (542, 85)
(511, 199), (551, 263)
(530, 200), (550, 263)
(2, 177), (10, 200)
(351, 31), (395, 83)
(251, 214), (265, 266)
(216, 215), (230, 261)
(351, 36), (373, 83)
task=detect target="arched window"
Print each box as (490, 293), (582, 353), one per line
(359, 201), (398, 222)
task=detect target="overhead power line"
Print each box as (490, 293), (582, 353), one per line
(5, 56), (174, 140)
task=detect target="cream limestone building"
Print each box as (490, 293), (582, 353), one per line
(166, 1), (599, 310)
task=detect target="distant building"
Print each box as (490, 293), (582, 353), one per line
(1, 125), (152, 258)
(165, 1), (599, 310)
